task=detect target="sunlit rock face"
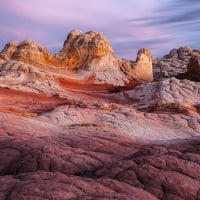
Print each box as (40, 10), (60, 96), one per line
(0, 41), (20, 60)
(0, 30), (200, 200)
(0, 30), (153, 89)
(0, 40), (54, 65)
(134, 48), (153, 82)
(55, 30), (117, 69)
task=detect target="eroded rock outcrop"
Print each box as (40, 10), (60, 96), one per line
(177, 53), (200, 81)
(153, 46), (200, 80)
(55, 30), (117, 69)
(119, 48), (153, 83)
(0, 30), (153, 89)
(118, 77), (200, 112)
(0, 40), (55, 65)
(135, 48), (153, 82)
(0, 41), (20, 60)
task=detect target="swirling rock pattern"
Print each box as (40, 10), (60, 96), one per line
(0, 30), (153, 89)
(0, 30), (200, 199)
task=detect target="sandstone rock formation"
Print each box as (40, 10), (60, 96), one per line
(0, 40), (55, 65)
(177, 53), (200, 81)
(55, 30), (117, 70)
(135, 48), (153, 82)
(0, 41), (20, 60)
(0, 30), (153, 90)
(153, 46), (200, 80)
(0, 31), (200, 200)
(116, 77), (200, 112)
(120, 48), (153, 83)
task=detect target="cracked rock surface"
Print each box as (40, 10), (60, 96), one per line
(0, 31), (200, 199)
(0, 126), (200, 200)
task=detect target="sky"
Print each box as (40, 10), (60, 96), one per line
(0, 0), (200, 59)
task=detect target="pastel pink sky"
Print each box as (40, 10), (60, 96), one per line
(0, 0), (200, 58)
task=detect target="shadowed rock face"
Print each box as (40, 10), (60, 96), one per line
(0, 31), (200, 199)
(153, 46), (200, 81)
(177, 53), (200, 82)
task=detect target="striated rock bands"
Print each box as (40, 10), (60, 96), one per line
(0, 30), (200, 199)
(0, 30), (153, 89)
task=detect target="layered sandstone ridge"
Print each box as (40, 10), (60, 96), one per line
(0, 30), (153, 89)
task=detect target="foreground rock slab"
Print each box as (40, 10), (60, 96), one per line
(0, 127), (200, 200)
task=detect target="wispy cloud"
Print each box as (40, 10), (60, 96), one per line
(0, 0), (134, 26)
(0, 0), (200, 58)
(125, 0), (200, 57)
(131, 3), (200, 26)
